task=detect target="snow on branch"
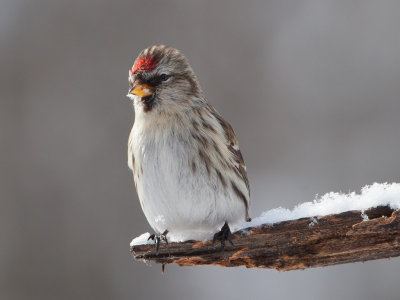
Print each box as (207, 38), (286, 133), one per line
(130, 183), (400, 270)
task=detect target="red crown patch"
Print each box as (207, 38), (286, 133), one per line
(131, 56), (158, 75)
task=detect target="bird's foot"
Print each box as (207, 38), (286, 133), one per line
(213, 222), (234, 255)
(148, 230), (169, 253)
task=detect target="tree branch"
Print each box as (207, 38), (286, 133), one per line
(130, 206), (400, 271)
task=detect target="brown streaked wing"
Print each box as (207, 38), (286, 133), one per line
(208, 104), (250, 195)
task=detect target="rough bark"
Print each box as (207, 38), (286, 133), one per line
(130, 206), (400, 271)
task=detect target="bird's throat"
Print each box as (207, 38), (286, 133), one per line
(141, 94), (156, 113)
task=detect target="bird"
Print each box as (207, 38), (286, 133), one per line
(126, 45), (250, 251)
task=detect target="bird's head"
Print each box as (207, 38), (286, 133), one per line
(127, 45), (203, 113)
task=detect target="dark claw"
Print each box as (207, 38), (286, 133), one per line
(213, 222), (234, 255)
(155, 236), (161, 252)
(148, 230), (169, 253)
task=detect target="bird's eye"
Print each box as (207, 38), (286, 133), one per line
(160, 74), (168, 81)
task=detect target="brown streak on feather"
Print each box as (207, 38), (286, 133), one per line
(212, 140), (223, 159)
(207, 105), (250, 195)
(231, 164), (242, 178)
(216, 169), (227, 188)
(228, 143), (244, 163)
(199, 149), (212, 175)
(193, 133), (209, 149)
(174, 113), (183, 126)
(214, 113), (236, 142)
(238, 165), (250, 192)
(191, 160), (197, 173)
(192, 120), (199, 130)
(231, 181), (250, 221)
(202, 120), (216, 133)
(228, 144), (250, 192)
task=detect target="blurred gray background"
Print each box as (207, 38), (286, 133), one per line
(2, 0), (400, 299)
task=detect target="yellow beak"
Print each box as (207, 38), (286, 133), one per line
(129, 83), (154, 98)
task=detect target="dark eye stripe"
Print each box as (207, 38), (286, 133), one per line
(135, 73), (171, 87)
(145, 74), (169, 87)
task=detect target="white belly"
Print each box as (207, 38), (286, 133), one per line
(129, 130), (245, 242)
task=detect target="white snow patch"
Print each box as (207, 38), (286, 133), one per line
(239, 228), (253, 236)
(130, 232), (152, 246)
(236, 182), (400, 230)
(361, 209), (369, 221)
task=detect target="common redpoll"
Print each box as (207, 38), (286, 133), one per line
(127, 45), (250, 246)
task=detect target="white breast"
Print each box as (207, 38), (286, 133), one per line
(128, 113), (245, 241)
